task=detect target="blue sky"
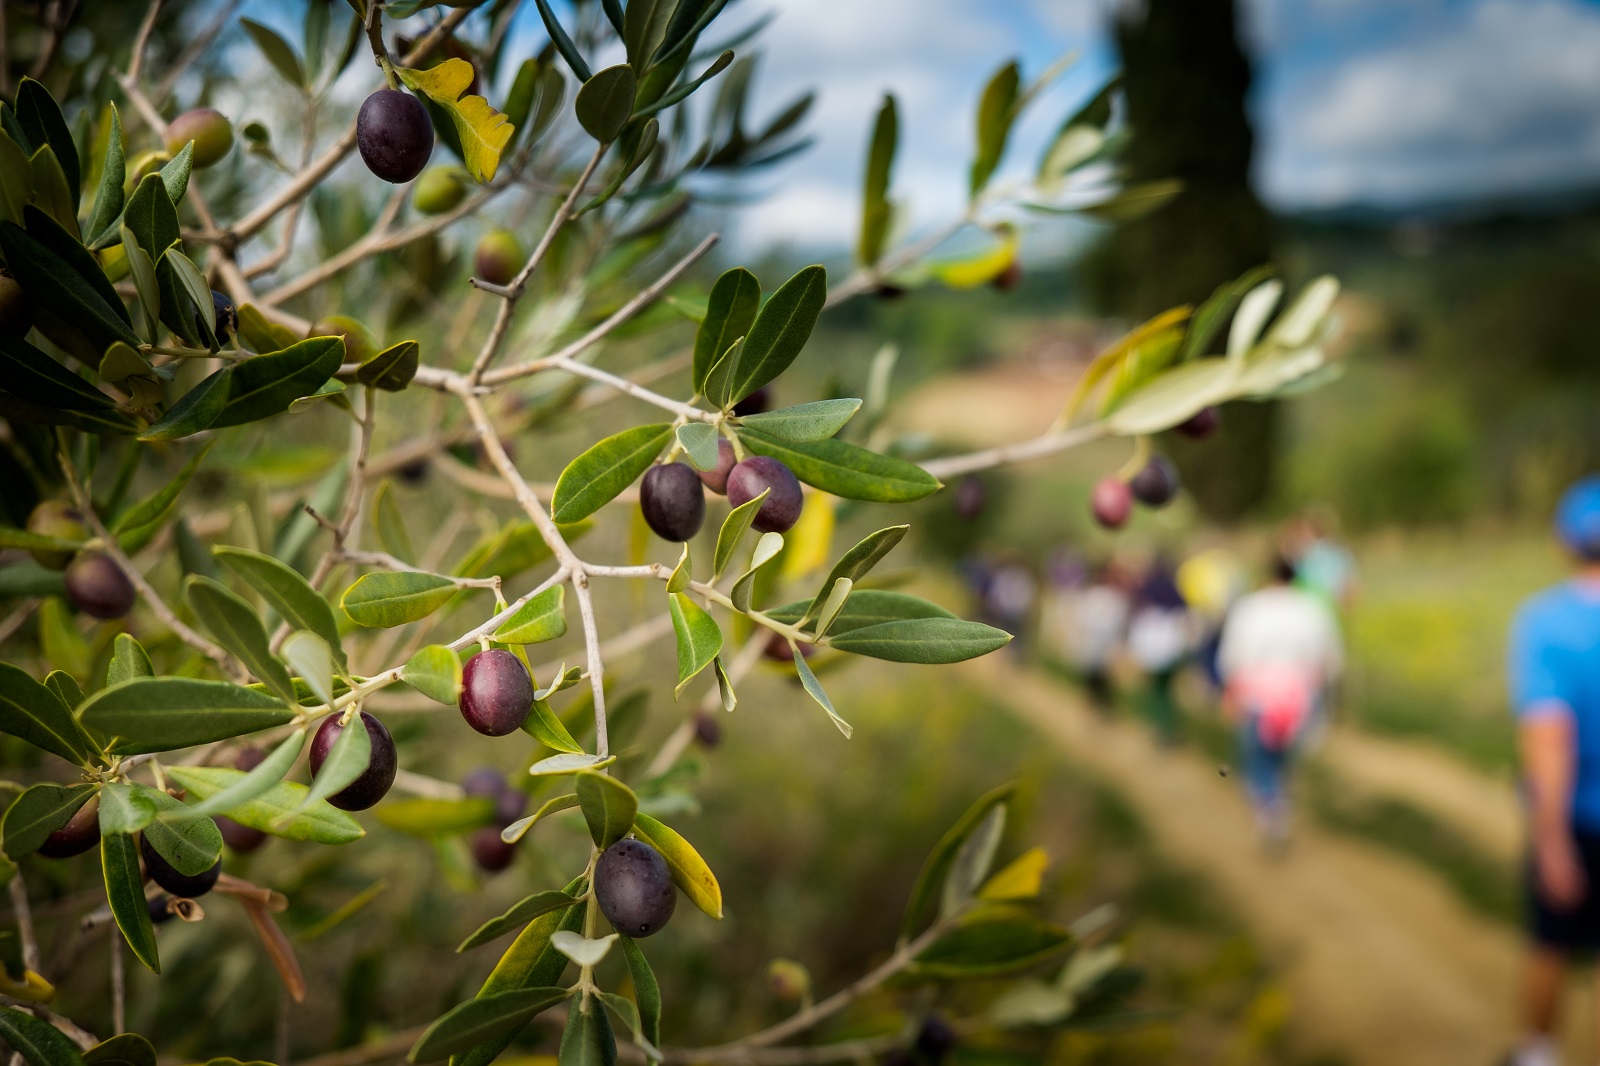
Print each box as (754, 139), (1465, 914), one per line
(237, 0), (1600, 254)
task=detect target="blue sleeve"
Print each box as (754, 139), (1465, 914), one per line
(1510, 601), (1572, 717)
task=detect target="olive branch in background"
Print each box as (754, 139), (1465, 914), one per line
(0, 1), (1338, 1064)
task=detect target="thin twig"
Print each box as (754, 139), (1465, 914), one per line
(8, 875), (39, 973)
(152, 0), (243, 106)
(0, 599), (39, 645)
(919, 422), (1107, 480)
(126, 0), (162, 85)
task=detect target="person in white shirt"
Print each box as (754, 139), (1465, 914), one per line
(1217, 555), (1344, 847)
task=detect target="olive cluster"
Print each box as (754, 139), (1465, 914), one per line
(641, 441), (804, 544)
(25, 501), (134, 620)
(1088, 406), (1220, 530)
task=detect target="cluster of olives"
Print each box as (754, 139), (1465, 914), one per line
(32, 791), (222, 908)
(641, 444), (805, 544)
(1089, 405), (1221, 530)
(460, 767), (527, 873)
(26, 500), (136, 620)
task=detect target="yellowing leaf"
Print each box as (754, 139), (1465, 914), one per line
(395, 59), (514, 183)
(978, 846), (1049, 901)
(780, 491), (834, 581)
(1060, 305), (1192, 424)
(930, 224), (1018, 289)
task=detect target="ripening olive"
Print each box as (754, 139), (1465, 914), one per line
(474, 230), (524, 287)
(692, 712), (721, 748)
(309, 314), (378, 365)
(640, 462), (707, 543)
(469, 826), (517, 872)
(697, 438), (737, 495)
(26, 499), (85, 569)
(65, 553), (136, 619)
(595, 838), (676, 938)
(309, 712), (398, 811)
(762, 632), (814, 662)
(462, 766), (527, 826)
(357, 89), (433, 183)
(726, 457), (803, 534)
(991, 260), (1022, 292)
(1176, 406), (1220, 439)
(210, 290), (237, 345)
(1129, 456), (1180, 508)
(915, 1016), (957, 1061)
(1089, 477), (1132, 531)
(0, 268), (32, 337)
(413, 166), (469, 215)
(165, 108), (234, 168)
(398, 459), (430, 484)
(148, 894), (176, 925)
(953, 476), (986, 521)
(36, 797), (99, 859)
(139, 832), (221, 898)
(217, 816), (266, 854)
(459, 649), (534, 737)
(732, 386), (771, 417)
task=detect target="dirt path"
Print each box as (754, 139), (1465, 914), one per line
(972, 659), (1532, 1066)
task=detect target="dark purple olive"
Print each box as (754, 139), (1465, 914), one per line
(732, 386), (771, 417)
(210, 290), (237, 344)
(148, 894), (176, 925)
(1090, 477), (1132, 530)
(217, 816), (266, 854)
(26, 499), (84, 569)
(233, 746), (266, 772)
(460, 650), (534, 737)
(595, 838), (676, 938)
(1129, 456), (1180, 508)
(916, 1016), (957, 1061)
(640, 462), (707, 542)
(697, 438), (737, 495)
(762, 632), (814, 662)
(309, 712), (398, 811)
(953, 476), (986, 521)
(469, 826), (517, 872)
(139, 833), (221, 898)
(1176, 406), (1220, 439)
(726, 457), (803, 534)
(462, 766), (527, 826)
(873, 283), (907, 301)
(64, 552), (136, 619)
(36, 797), (99, 858)
(693, 712), (721, 748)
(398, 459), (429, 484)
(356, 89), (433, 183)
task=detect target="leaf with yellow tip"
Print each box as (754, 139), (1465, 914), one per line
(978, 846), (1049, 901)
(395, 60), (514, 182)
(929, 224), (1018, 289)
(632, 812), (722, 920)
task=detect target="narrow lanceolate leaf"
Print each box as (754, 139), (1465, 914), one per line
(112, 442), (210, 543)
(803, 525), (907, 623)
(84, 103), (125, 244)
(575, 771), (637, 848)
(395, 61), (514, 182)
(665, 544), (691, 594)
(910, 908), (1073, 980)
(0, 783), (94, 860)
(121, 225), (159, 325)
(166, 766), (363, 844)
(494, 586), (567, 645)
(372, 480), (415, 563)
(0, 1005), (88, 1066)
(738, 399), (861, 444)
(574, 64), (636, 143)
(138, 366), (232, 441)
(740, 430), (940, 503)
(858, 94), (897, 268)
(969, 60), (1020, 198)
(282, 630), (336, 706)
(619, 936), (662, 1047)
(166, 248), (215, 343)
(668, 593), (722, 698)
(724, 265), (826, 405)
(792, 646), (852, 738)
(96, 782), (157, 835)
(15, 78), (79, 200)
(341, 571), (459, 628)
(551, 423), (673, 523)
(210, 336), (345, 429)
(214, 546), (346, 666)
(1183, 265), (1276, 362)
(713, 656), (737, 713)
(185, 575), (296, 705)
(902, 784), (1015, 940)
(827, 617), (1011, 664)
(596, 992), (657, 1060)
(769, 590), (955, 634)
(78, 678), (294, 755)
(240, 17), (305, 89)
(529, 753), (615, 777)
(0, 661), (99, 765)
(296, 711), (371, 812)
(533, 0), (593, 81)
(713, 488), (768, 580)
(501, 792), (581, 844)
(141, 788), (222, 877)
(102, 834), (159, 973)
(183, 729), (306, 818)
(676, 422), (720, 471)
(357, 338), (420, 391)
(372, 797), (495, 837)
(631, 814), (722, 920)
(941, 804), (1005, 915)
(0, 331), (116, 412)
(409, 987), (573, 1063)
(693, 268), (759, 394)
(0, 220), (138, 350)
(813, 578), (853, 637)
(730, 532), (783, 613)
(458, 891), (582, 953)
(120, 172), (178, 260)
(559, 995), (617, 1066)
(526, 696), (584, 754)
(402, 644), (462, 705)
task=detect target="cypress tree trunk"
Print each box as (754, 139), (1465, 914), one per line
(1082, 0), (1278, 520)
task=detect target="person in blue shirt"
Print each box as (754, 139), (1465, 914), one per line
(1507, 476), (1600, 1066)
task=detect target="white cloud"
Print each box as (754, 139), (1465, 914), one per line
(1259, 0), (1600, 207)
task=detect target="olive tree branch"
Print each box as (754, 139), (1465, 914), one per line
(7, 874), (39, 973)
(468, 143), (609, 384)
(919, 421), (1108, 480)
(125, 0), (161, 86)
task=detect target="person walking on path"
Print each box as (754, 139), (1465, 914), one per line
(1217, 554), (1343, 848)
(1506, 477), (1600, 1066)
